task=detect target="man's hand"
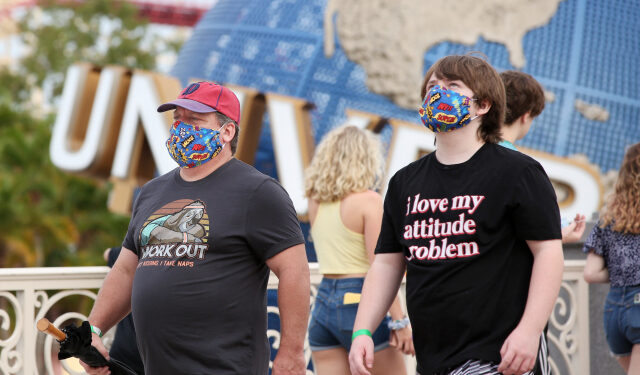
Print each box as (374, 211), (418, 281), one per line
(272, 346), (306, 375)
(498, 325), (540, 375)
(79, 332), (110, 375)
(349, 335), (374, 375)
(389, 326), (415, 356)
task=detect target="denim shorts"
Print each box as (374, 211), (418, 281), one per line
(308, 277), (391, 352)
(603, 285), (640, 356)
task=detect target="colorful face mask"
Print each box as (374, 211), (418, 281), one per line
(419, 85), (478, 133)
(166, 121), (225, 168)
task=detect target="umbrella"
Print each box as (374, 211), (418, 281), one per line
(37, 318), (140, 375)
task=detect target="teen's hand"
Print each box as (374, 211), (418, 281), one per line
(498, 325), (540, 375)
(349, 335), (374, 375)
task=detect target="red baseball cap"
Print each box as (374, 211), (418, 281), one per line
(157, 81), (241, 123)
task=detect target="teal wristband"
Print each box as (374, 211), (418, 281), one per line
(90, 325), (103, 337)
(351, 329), (372, 341)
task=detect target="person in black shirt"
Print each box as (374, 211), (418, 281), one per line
(102, 247), (144, 374)
(349, 55), (564, 375)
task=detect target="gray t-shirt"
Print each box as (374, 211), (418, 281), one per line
(122, 158), (304, 374)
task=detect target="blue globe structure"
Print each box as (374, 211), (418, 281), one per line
(172, 0), (640, 176)
(170, 0), (639, 371)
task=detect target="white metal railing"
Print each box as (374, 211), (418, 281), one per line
(0, 261), (588, 375)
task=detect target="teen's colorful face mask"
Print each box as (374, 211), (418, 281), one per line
(419, 85), (478, 133)
(166, 121), (225, 168)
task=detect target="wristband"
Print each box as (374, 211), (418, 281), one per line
(90, 325), (103, 337)
(387, 317), (410, 330)
(351, 329), (372, 341)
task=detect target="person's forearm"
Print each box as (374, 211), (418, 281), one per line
(586, 268), (609, 283)
(584, 252), (609, 283)
(277, 265), (310, 352)
(88, 262), (135, 332)
(354, 254), (406, 332)
(519, 242), (564, 334)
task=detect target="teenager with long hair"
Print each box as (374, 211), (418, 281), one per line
(584, 142), (640, 374)
(305, 125), (414, 375)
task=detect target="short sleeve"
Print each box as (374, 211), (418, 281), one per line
(583, 222), (605, 256)
(511, 163), (562, 240)
(246, 179), (305, 261)
(122, 190), (144, 256)
(375, 175), (404, 254)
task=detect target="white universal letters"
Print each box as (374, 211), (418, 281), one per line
(49, 63), (603, 219)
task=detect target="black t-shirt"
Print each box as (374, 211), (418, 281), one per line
(106, 247), (144, 374)
(122, 158), (304, 374)
(376, 143), (561, 374)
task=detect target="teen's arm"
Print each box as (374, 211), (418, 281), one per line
(498, 239), (563, 375)
(349, 252), (407, 375)
(361, 194), (414, 356)
(80, 248), (138, 374)
(583, 251), (609, 283)
(266, 244), (310, 375)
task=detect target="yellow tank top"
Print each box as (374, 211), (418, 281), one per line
(310, 201), (370, 274)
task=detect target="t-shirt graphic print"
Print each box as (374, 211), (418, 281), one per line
(137, 199), (209, 269)
(403, 193), (484, 262)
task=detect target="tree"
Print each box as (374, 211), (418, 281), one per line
(17, 0), (183, 100)
(0, 0), (184, 267)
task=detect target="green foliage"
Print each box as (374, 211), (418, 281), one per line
(17, 0), (183, 99)
(0, 0), (184, 267)
(0, 103), (129, 267)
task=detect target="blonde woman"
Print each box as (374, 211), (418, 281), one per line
(584, 142), (640, 374)
(305, 126), (414, 375)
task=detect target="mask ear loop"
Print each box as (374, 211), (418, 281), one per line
(217, 123), (227, 149)
(467, 97), (480, 123)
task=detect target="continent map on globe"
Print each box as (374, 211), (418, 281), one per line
(172, 0), (639, 178)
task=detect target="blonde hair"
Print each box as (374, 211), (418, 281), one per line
(305, 125), (384, 202)
(600, 142), (640, 234)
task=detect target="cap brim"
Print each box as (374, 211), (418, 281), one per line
(157, 98), (218, 113)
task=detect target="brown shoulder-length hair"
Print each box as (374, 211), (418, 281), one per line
(500, 70), (545, 126)
(420, 55), (505, 143)
(600, 143), (640, 234)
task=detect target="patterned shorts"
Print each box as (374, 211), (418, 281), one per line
(422, 333), (550, 375)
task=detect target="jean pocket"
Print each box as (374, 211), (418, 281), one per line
(626, 304), (640, 329)
(337, 303), (359, 332)
(624, 305), (640, 344)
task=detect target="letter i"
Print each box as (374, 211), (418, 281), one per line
(406, 196), (411, 216)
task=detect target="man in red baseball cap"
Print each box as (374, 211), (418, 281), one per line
(81, 81), (310, 375)
(158, 81), (242, 156)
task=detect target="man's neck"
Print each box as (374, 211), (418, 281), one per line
(434, 124), (485, 165)
(179, 149), (233, 181)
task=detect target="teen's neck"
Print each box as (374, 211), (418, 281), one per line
(434, 125), (485, 165)
(179, 149), (233, 181)
(501, 123), (520, 144)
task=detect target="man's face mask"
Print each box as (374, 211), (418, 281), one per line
(166, 121), (225, 168)
(419, 85), (479, 133)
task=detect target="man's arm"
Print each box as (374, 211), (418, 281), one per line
(80, 247), (138, 374)
(498, 239), (564, 375)
(349, 252), (406, 375)
(266, 243), (310, 375)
